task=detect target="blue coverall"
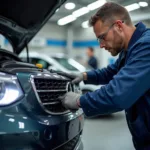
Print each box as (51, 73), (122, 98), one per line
(80, 22), (150, 149)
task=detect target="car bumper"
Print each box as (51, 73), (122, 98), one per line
(74, 137), (83, 150)
(0, 109), (84, 150)
(54, 136), (83, 150)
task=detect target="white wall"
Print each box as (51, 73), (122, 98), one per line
(21, 22), (67, 55)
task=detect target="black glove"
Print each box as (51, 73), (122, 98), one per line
(59, 92), (81, 110)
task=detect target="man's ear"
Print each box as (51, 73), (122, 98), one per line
(116, 20), (124, 31)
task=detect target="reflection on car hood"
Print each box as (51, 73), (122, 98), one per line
(0, 0), (66, 54)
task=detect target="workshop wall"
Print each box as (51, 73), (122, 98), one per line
(18, 23), (68, 55)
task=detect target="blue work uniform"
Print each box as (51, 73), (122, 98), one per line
(80, 22), (150, 149)
(88, 56), (98, 69)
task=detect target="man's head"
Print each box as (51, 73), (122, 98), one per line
(89, 2), (135, 56)
(86, 47), (94, 57)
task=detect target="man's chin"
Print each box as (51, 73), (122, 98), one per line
(110, 51), (118, 56)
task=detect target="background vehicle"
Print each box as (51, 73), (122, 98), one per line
(0, 0), (84, 149)
(20, 52), (101, 94)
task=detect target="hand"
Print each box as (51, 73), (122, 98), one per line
(71, 73), (84, 84)
(59, 92), (81, 110)
(53, 70), (85, 84)
(53, 71), (77, 80)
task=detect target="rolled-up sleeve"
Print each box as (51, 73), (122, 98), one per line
(80, 42), (150, 117)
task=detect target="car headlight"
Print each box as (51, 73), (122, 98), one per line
(0, 72), (23, 106)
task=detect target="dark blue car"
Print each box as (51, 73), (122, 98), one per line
(0, 0), (84, 149)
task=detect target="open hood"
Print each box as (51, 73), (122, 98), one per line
(0, 0), (66, 54)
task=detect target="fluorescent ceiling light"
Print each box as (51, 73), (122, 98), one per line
(73, 7), (89, 18)
(65, 2), (76, 10)
(139, 2), (148, 7)
(57, 15), (76, 26)
(87, 0), (106, 11)
(82, 21), (89, 28)
(59, 1), (148, 26)
(125, 3), (140, 12)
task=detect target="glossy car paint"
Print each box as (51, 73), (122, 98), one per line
(0, 71), (84, 149)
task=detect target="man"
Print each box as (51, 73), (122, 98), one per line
(59, 2), (150, 149)
(86, 47), (98, 69)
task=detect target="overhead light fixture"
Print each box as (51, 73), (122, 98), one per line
(58, 1), (149, 26)
(125, 3), (140, 12)
(139, 2), (148, 7)
(81, 21), (89, 28)
(72, 7), (89, 18)
(87, 0), (106, 11)
(57, 15), (76, 25)
(65, 2), (76, 10)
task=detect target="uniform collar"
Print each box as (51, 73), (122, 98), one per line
(128, 22), (146, 50)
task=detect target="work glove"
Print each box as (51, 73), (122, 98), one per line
(71, 73), (84, 84)
(51, 70), (85, 84)
(50, 70), (76, 80)
(59, 92), (81, 110)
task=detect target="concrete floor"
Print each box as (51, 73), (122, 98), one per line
(82, 111), (135, 150)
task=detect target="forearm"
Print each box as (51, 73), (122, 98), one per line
(84, 66), (118, 85)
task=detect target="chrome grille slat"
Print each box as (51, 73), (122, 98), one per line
(31, 75), (72, 115)
(37, 90), (67, 92)
(43, 101), (60, 105)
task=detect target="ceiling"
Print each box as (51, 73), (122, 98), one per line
(50, 0), (150, 27)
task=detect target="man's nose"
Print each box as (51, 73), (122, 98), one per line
(100, 42), (105, 48)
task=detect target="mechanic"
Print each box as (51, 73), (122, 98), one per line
(59, 2), (150, 150)
(86, 47), (98, 69)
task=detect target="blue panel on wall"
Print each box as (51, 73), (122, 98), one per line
(4, 38), (100, 48)
(73, 40), (99, 48)
(46, 39), (67, 47)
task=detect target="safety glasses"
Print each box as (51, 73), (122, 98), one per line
(97, 20), (124, 43)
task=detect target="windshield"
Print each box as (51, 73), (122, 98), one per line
(52, 57), (88, 72)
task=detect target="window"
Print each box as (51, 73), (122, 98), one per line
(31, 58), (51, 69)
(52, 57), (80, 71)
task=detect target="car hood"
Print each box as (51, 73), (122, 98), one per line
(0, 0), (66, 54)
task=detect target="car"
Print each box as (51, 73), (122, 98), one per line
(0, 0), (84, 149)
(20, 52), (101, 94)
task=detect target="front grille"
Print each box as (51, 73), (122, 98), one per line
(32, 77), (72, 114)
(56, 134), (80, 150)
(34, 79), (68, 90)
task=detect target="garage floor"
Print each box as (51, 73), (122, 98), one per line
(82, 111), (135, 150)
